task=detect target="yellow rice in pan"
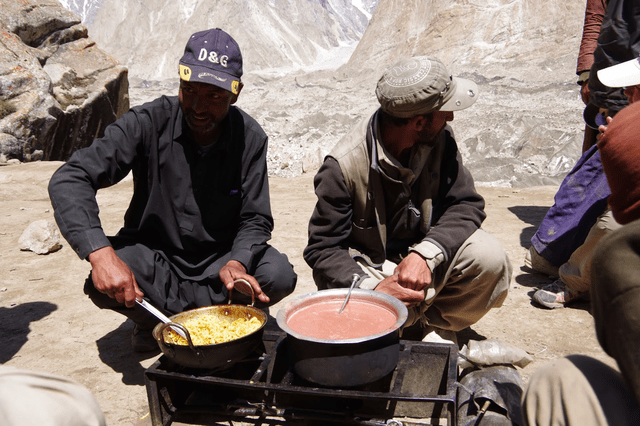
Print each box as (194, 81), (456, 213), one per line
(165, 314), (262, 346)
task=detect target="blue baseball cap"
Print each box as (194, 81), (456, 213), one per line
(178, 29), (243, 95)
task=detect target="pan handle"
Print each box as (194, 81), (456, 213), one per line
(157, 322), (203, 356)
(229, 278), (256, 306)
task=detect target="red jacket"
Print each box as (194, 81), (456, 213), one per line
(577, 0), (607, 81)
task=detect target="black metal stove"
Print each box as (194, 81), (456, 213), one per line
(144, 330), (458, 425)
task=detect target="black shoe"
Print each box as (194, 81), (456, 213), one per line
(131, 324), (158, 352)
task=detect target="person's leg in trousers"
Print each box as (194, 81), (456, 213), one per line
(425, 229), (512, 332)
(84, 243), (297, 327)
(231, 244), (297, 308)
(559, 209), (621, 293)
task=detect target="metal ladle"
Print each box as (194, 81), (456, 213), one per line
(136, 278), (254, 339)
(136, 298), (187, 339)
(338, 274), (364, 314)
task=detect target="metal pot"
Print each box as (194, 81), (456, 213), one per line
(276, 288), (408, 387)
(152, 281), (267, 369)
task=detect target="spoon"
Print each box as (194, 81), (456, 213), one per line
(136, 298), (187, 339)
(338, 274), (363, 314)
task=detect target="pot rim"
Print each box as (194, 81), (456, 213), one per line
(276, 288), (408, 344)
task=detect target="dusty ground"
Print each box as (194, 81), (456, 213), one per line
(0, 161), (614, 425)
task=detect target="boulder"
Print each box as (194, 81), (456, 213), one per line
(18, 219), (62, 254)
(0, 0), (129, 162)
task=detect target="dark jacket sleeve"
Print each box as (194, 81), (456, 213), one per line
(303, 157), (365, 288)
(589, 0), (640, 112)
(48, 106), (145, 260)
(423, 132), (486, 262)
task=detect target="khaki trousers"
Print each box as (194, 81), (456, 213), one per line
(560, 209), (621, 293)
(522, 355), (640, 426)
(356, 229), (511, 332)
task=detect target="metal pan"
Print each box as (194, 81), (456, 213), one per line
(152, 279), (267, 369)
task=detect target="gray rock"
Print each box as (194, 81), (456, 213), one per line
(18, 219), (62, 254)
(0, 133), (20, 158)
(0, 0), (129, 162)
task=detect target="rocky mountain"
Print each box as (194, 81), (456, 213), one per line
(345, 0), (584, 82)
(237, 0), (588, 187)
(0, 0), (128, 162)
(62, 0), (379, 79)
(54, 0), (591, 187)
(337, 0), (588, 187)
(57, 0), (102, 24)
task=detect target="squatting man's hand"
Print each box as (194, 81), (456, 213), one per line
(88, 246), (144, 308)
(220, 260), (270, 304)
(375, 252), (431, 307)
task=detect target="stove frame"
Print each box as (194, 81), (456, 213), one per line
(145, 330), (458, 425)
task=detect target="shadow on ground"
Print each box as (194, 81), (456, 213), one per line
(509, 205), (551, 248)
(96, 320), (159, 386)
(0, 301), (57, 362)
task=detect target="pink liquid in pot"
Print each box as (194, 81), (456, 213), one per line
(286, 299), (398, 340)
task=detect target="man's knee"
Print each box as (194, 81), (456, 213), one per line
(474, 230), (509, 266)
(266, 265), (297, 304)
(459, 230), (512, 287)
(255, 250), (297, 305)
(454, 230), (512, 306)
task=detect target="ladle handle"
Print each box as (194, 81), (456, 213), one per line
(136, 299), (187, 339)
(338, 274), (362, 314)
